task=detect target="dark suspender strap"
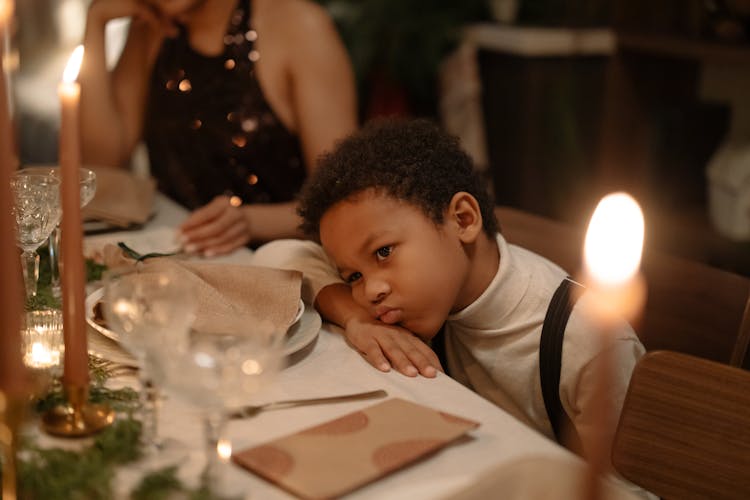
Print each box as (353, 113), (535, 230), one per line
(432, 324), (450, 376)
(540, 277), (583, 444)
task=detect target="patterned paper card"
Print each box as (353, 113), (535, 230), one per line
(233, 398), (479, 499)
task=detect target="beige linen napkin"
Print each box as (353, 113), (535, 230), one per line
(233, 398), (479, 499)
(82, 166), (156, 227)
(147, 259), (302, 336)
(102, 247), (303, 336)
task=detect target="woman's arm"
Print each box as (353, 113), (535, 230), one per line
(284, 0), (358, 171)
(79, 0), (168, 167)
(179, 0), (357, 251)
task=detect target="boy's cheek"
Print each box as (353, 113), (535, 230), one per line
(350, 288), (373, 315)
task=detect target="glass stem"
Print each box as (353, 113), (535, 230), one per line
(139, 375), (162, 452)
(203, 411), (229, 487)
(48, 226), (61, 298)
(21, 250), (40, 298)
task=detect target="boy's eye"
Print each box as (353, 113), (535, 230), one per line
(375, 246), (392, 261)
(345, 271), (362, 284)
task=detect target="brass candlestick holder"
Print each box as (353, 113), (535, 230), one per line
(1, 391), (27, 500)
(41, 383), (114, 437)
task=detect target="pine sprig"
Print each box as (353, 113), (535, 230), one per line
(33, 377), (140, 415)
(130, 465), (183, 500)
(17, 418), (142, 500)
(131, 466), (241, 500)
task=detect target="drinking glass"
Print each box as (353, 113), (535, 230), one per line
(161, 322), (285, 486)
(102, 265), (195, 458)
(21, 166), (97, 297)
(10, 172), (62, 298)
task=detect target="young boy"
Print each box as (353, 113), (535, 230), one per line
(268, 119), (645, 468)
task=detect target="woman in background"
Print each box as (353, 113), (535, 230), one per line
(80, 0), (357, 255)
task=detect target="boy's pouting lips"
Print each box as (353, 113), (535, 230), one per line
(319, 188), (493, 341)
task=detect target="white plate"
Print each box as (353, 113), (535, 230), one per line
(85, 289), (318, 357)
(84, 227), (181, 260)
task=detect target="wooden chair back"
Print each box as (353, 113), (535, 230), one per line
(494, 206), (750, 367)
(612, 351), (750, 499)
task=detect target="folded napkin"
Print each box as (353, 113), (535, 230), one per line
(233, 398), (479, 499)
(82, 166), (156, 227)
(103, 247), (303, 336)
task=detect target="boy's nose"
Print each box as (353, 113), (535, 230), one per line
(364, 277), (390, 304)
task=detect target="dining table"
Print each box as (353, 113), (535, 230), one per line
(32, 193), (633, 500)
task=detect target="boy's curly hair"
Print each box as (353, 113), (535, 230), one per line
(298, 118), (497, 239)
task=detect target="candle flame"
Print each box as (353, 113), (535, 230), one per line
(217, 438), (232, 461)
(25, 341), (60, 368)
(62, 45), (84, 83)
(584, 192), (644, 286)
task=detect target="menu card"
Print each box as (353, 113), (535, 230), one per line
(233, 398), (479, 499)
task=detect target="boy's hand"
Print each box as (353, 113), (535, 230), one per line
(343, 315), (443, 378)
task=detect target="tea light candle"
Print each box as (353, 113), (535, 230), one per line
(21, 310), (65, 374)
(580, 192), (646, 500)
(59, 45), (89, 387)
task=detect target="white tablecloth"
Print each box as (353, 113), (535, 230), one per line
(69, 195), (614, 499)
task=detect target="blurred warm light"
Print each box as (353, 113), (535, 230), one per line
(62, 45), (84, 83)
(0, 0), (13, 27)
(57, 0), (87, 46)
(584, 192), (644, 287)
(217, 438), (232, 462)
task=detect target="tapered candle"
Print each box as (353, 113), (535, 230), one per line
(59, 45), (88, 387)
(581, 192), (646, 500)
(0, 0), (26, 398)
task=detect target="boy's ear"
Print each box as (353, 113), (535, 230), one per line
(448, 192), (483, 243)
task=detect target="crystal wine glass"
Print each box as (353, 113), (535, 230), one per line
(21, 166), (97, 297)
(10, 172), (62, 298)
(161, 321), (285, 486)
(102, 264), (195, 459)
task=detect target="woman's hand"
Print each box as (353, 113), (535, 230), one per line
(87, 0), (175, 35)
(179, 195), (252, 257)
(343, 315), (443, 378)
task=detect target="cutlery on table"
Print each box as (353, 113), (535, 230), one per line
(228, 389), (388, 419)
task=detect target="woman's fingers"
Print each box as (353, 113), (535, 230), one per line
(179, 196), (251, 254)
(193, 224), (250, 256)
(180, 196), (231, 232)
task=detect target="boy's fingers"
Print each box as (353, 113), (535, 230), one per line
(361, 345), (391, 372)
(397, 339), (438, 378)
(414, 341), (443, 374)
(409, 351), (438, 378)
(379, 336), (418, 377)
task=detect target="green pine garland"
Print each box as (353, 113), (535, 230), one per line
(4, 255), (238, 500)
(11, 361), (238, 499)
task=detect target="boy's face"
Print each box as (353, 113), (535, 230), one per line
(319, 190), (472, 341)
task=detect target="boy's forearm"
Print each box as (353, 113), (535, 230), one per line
(314, 283), (370, 329)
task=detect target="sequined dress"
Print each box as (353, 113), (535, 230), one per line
(144, 0), (306, 210)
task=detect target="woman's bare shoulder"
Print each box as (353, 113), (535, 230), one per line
(256, 0), (336, 37)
